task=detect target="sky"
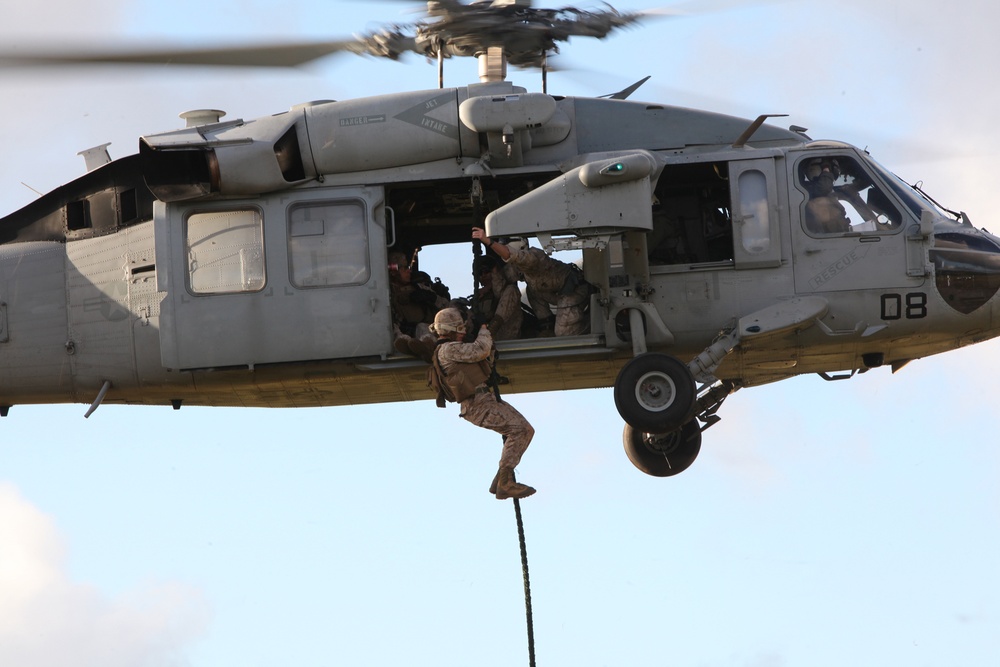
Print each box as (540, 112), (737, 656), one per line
(1, 1), (999, 666)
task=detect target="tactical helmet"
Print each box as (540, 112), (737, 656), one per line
(430, 307), (466, 335)
(474, 254), (499, 276)
(505, 237), (527, 252)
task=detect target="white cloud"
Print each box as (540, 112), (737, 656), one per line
(0, 483), (209, 667)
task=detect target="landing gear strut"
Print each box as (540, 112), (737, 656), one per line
(614, 297), (827, 477)
(613, 345), (738, 477)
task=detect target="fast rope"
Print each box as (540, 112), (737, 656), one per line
(470, 199), (536, 667)
(487, 350), (536, 667)
(511, 474), (536, 667)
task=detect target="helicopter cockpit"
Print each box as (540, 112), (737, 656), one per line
(798, 152), (903, 235)
(803, 146), (1000, 316)
(850, 148), (1000, 315)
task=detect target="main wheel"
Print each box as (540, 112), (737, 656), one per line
(623, 420), (702, 477)
(613, 353), (696, 434)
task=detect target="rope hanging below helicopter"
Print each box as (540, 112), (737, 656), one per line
(512, 479), (536, 667)
(471, 220), (536, 667)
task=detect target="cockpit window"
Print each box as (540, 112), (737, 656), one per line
(798, 154), (902, 235)
(864, 156), (952, 221)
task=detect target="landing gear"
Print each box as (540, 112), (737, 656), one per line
(623, 420), (702, 477)
(612, 316), (739, 476)
(613, 352), (696, 434)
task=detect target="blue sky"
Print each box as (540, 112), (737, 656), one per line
(1, 1), (999, 666)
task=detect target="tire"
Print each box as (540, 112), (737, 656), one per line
(623, 420), (702, 477)
(613, 353), (696, 434)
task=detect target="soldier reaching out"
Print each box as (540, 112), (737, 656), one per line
(472, 227), (590, 337)
(472, 254), (523, 340)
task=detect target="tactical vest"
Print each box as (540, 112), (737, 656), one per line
(427, 343), (492, 407)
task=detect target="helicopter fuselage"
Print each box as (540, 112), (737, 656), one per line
(1, 82), (997, 431)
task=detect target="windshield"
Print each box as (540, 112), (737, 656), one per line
(862, 153), (952, 220)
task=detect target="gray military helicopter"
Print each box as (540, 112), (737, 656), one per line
(2, 0), (998, 477)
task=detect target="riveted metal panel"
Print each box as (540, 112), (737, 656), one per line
(157, 185), (392, 371)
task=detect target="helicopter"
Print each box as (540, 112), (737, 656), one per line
(2, 0), (999, 478)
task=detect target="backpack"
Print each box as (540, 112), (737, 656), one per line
(427, 343), (491, 407)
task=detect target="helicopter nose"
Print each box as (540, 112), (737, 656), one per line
(930, 228), (1000, 314)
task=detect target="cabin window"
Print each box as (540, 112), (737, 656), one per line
(798, 154), (903, 236)
(648, 162), (734, 266)
(287, 200), (370, 288)
(737, 169), (771, 255)
(185, 208), (265, 294)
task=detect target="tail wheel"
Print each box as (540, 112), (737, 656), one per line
(623, 420), (702, 477)
(613, 353), (696, 434)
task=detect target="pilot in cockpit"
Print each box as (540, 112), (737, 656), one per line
(803, 157), (852, 234)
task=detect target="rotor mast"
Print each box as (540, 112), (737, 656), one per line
(423, 0), (633, 94)
(477, 46), (508, 85)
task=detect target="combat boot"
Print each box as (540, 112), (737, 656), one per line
(494, 466), (536, 500)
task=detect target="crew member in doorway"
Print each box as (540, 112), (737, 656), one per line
(390, 250), (450, 359)
(472, 254), (523, 341)
(427, 307), (536, 500)
(472, 227), (591, 337)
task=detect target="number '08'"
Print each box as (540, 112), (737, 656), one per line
(880, 293), (927, 320)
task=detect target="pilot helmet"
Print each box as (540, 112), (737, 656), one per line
(430, 307), (467, 335)
(805, 157), (841, 181)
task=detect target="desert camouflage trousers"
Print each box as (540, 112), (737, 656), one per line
(527, 283), (591, 336)
(459, 390), (535, 469)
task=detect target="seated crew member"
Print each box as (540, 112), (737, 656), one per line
(803, 157), (851, 234)
(390, 250), (450, 358)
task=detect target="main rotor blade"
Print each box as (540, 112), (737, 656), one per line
(0, 40), (368, 68)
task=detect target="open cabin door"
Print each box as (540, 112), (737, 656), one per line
(155, 186), (391, 370)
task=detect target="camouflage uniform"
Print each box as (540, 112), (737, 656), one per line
(391, 275), (449, 337)
(504, 246), (590, 336)
(393, 329), (437, 362)
(436, 327), (534, 469)
(389, 251), (450, 355)
(474, 262), (523, 340)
